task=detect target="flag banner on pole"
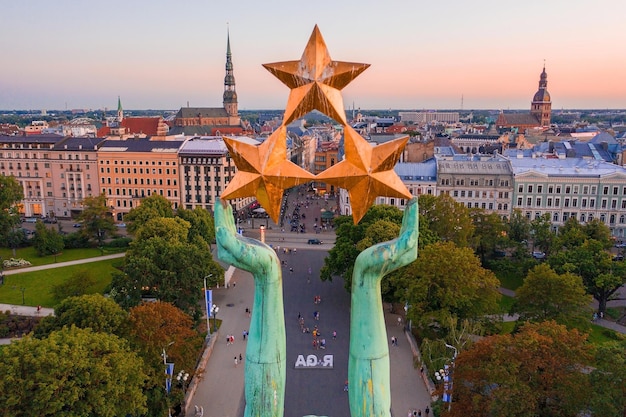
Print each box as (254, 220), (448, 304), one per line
(166, 377), (172, 394)
(206, 289), (213, 317)
(165, 362), (174, 376)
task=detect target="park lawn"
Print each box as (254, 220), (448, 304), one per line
(586, 323), (623, 344)
(499, 294), (515, 314)
(0, 259), (119, 308)
(0, 246), (123, 268)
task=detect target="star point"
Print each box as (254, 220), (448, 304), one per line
(263, 25), (370, 125)
(221, 127), (314, 223)
(317, 126), (412, 224)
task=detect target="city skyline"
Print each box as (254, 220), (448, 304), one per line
(1, 0), (625, 111)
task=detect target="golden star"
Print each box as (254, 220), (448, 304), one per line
(263, 25), (370, 125)
(317, 126), (412, 224)
(221, 126), (314, 223)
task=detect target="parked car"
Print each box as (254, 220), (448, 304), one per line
(73, 223), (82, 228)
(43, 217), (57, 224)
(23, 217), (38, 223)
(116, 223), (126, 228)
(307, 239), (322, 245)
(532, 251), (546, 259)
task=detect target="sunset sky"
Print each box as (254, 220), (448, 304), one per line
(1, 0), (625, 111)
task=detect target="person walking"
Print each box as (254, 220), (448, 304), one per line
(425, 406), (430, 416)
(234, 356), (238, 367)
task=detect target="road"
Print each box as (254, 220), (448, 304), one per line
(188, 188), (432, 416)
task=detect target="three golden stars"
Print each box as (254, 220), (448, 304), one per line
(221, 25), (411, 224)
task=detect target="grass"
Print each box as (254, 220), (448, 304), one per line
(499, 294), (515, 314)
(0, 246), (123, 268)
(586, 323), (624, 344)
(0, 258), (120, 308)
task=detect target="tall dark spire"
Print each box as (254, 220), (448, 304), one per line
(223, 27), (238, 117)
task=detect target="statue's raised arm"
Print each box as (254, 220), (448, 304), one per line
(348, 197), (419, 417)
(215, 200), (286, 417)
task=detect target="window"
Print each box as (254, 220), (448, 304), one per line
(603, 186), (609, 195)
(537, 185), (543, 193)
(528, 185), (533, 193)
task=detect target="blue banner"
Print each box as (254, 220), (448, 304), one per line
(206, 289), (213, 317)
(165, 362), (174, 376)
(165, 377), (172, 394)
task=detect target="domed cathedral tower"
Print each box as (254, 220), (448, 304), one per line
(530, 64), (551, 127)
(223, 29), (238, 120)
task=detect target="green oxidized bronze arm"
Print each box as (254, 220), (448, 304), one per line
(348, 197), (419, 417)
(215, 200), (286, 417)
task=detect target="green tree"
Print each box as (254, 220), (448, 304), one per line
(0, 326), (147, 417)
(34, 294), (129, 338)
(49, 269), (97, 303)
(589, 341), (626, 417)
(401, 241), (501, 333)
(450, 321), (593, 417)
(507, 209), (531, 256)
(470, 209), (506, 263)
(511, 263), (591, 329)
(78, 194), (115, 246)
(530, 212), (553, 253)
(419, 194), (474, 247)
(31, 220), (64, 256)
(321, 204), (404, 290)
(549, 239), (625, 314)
(0, 175), (24, 249)
(176, 206), (215, 247)
(111, 217), (222, 316)
(124, 194), (174, 235)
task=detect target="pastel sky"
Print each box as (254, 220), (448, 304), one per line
(1, 0), (625, 111)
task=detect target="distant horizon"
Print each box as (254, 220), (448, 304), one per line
(2, 107), (626, 114)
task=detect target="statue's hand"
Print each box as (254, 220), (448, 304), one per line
(355, 197), (419, 280)
(215, 200), (277, 274)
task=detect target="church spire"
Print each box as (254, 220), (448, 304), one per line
(117, 96), (123, 122)
(530, 62), (551, 127)
(223, 26), (238, 117)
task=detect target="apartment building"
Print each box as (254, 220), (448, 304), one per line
(0, 134), (54, 216)
(510, 154), (626, 239)
(436, 153), (514, 219)
(178, 136), (254, 213)
(97, 138), (184, 220)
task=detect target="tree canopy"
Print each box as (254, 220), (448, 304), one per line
(34, 294), (129, 338)
(399, 241), (501, 333)
(450, 321), (593, 417)
(0, 326), (147, 417)
(32, 220), (64, 256)
(548, 236), (625, 313)
(124, 194), (174, 235)
(0, 175), (24, 243)
(77, 194), (116, 246)
(512, 263), (591, 330)
(110, 217), (222, 316)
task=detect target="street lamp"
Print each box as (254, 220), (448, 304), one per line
(176, 370), (190, 392)
(211, 304), (219, 332)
